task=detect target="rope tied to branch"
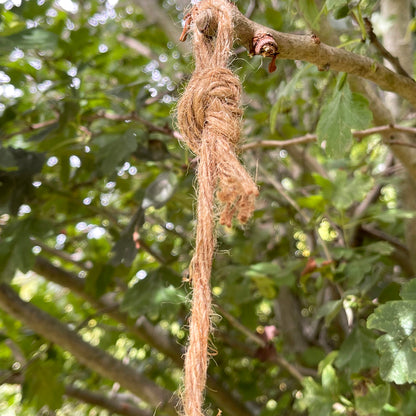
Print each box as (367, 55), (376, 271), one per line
(177, 1), (258, 415)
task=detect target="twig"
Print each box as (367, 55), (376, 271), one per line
(65, 385), (152, 416)
(241, 135), (316, 150)
(241, 124), (416, 151)
(363, 17), (412, 79)
(117, 34), (159, 61)
(137, 238), (168, 265)
(3, 112), (182, 142)
(361, 224), (409, 252)
(217, 305), (305, 382)
(387, 140), (416, 149)
(91, 112), (182, 140)
(258, 165), (310, 223)
(245, 0), (256, 18)
(2, 119), (57, 141)
(31, 238), (90, 270)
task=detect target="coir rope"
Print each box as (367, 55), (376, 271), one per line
(177, 1), (258, 414)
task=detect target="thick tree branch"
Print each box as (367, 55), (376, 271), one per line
(33, 257), (183, 365)
(0, 284), (178, 416)
(33, 257), (254, 416)
(191, 4), (416, 108)
(0, 370), (151, 416)
(65, 385), (152, 416)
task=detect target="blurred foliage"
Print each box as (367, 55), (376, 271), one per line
(0, 0), (415, 415)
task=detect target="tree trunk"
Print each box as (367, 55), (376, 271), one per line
(381, 0), (416, 274)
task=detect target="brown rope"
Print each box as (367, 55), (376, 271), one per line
(177, 1), (258, 415)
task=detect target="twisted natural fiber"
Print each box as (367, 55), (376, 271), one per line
(177, 1), (258, 415)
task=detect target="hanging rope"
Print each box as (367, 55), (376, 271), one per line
(177, 1), (258, 415)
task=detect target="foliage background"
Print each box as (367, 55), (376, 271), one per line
(0, 0), (416, 415)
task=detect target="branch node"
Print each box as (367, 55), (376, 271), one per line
(310, 33), (320, 44)
(251, 33), (279, 72)
(318, 63), (330, 72)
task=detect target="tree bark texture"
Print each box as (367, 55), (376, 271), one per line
(200, 4), (416, 108)
(380, 0), (416, 274)
(0, 283), (178, 416)
(32, 257), (254, 416)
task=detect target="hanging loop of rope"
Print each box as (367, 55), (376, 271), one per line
(177, 1), (258, 415)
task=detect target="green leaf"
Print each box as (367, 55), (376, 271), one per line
(402, 386), (416, 415)
(366, 241), (394, 256)
(0, 147), (17, 171)
(344, 255), (379, 287)
(372, 209), (415, 224)
(247, 262), (280, 276)
(318, 350), (338, 374)
(332, 171), (373, 211)
(245, 262), (292, 298)
(121, 267), (183, 320)
(96, 131), (138, 175)
(0, 28), (58, 54)
(0, 148), (45, 215)
(316, 299), (343, 326)
(298, 0), (320, 29)
(355, 384), (390, 415)
(336, 326), (378, 372)
(321, 364), (339, 395)
(334, 4), (350, 19)
(250, 275), (276, 299)
(325, 0), (347, 10)
(217, 267), (253, 306)
(295, 377), (334, 416)
(367, 300), (416, 384)
(22, 360), (64, 411)
(270, 64), (314, 132)
(86, 263), (115, 297)
(317, 78), (372, 157)
(297, 194), (326, 210)
(400, 278), (416, 301)
(0, 218), (50, 282)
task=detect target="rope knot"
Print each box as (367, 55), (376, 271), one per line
(177, 0), (258, 227)
(178, 67), (242, 154)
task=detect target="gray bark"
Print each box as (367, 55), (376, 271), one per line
(381, 0), (416, 274)
(0, 284), (178, 416)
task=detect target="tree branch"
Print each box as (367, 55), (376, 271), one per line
(190, 4), (416, 108)
(363, 17), (411, 79)
(0, 370), (151, 416)
(117, 34), (159, 61)
(132, 0), (188, 54)
(32, 257), (254, 416)
(33, 257), (183, 364)
(65, 385), (152, 416)
(5, 112), (182, 142)
(0, 284), (178, 416)
(217, 305), (306, 383)
(241, 124), (416, 151)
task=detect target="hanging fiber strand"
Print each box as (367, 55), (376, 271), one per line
(177, 0), (258, 415)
